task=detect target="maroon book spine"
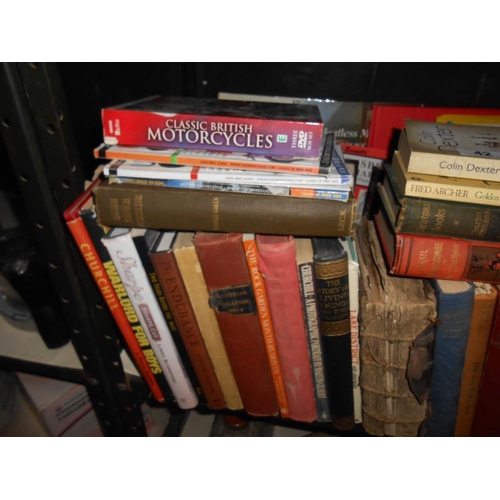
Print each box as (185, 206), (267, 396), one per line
(470, 284), (500, 436)
(256, 235), (318, 422)
(193, 232), (279, 417)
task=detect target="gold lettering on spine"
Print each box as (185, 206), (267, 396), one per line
(212, 197), (220, 230)
(135, 194), (145, 227)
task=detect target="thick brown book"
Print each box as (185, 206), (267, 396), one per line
(356, 218), (437, 437)
(193, 232), (279, 417)
(149, 231), (227, 410)
(92, 179), (356, 237)
(455, 283), (498, 437)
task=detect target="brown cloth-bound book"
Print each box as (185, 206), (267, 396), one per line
(193, 232), (279, 417)
(92, 180), (356, 237)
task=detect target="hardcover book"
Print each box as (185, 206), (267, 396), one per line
(399, 119), (500, 182)
(455, 282), (498, 437)
(63, 178), (168, 403)
(470, 284), (500, 436)
(242, 234), (290, 418)
(102, 227), (198, 410)
(193, 232), (279, 417)
(374, 205), (500, 284)
(93, 179), (357, 237)
(311, 237), (354, 430)
(172, 232), (243, 410)
(426, 279), (475, 437)
(295, 237), (331, 422)
(390, 150), (500, 207)
(101, 95), (324, 158)
(256, 235), (317, 423)
(378, 158), (500, 242)
(356, 218), (436, 437)
(148, 231), (226, 410)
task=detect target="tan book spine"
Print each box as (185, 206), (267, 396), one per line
(173, 233), (243, 410)
(455, 283), (498, 437)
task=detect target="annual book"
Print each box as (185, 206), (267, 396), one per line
(193, 232), (279, 417)
(426, 279), (475, 437)
(242, 234), (290, 418)
(101, 95), (324, 158)
(374, 205), (500, 284)
(378, 158), (500, 242)
(172, 232), (243, 410)
(148, 231), (226, 410)
(455, 282), (498, 437)
(63, 177), (168, 403)
(311, 237), (354, 431)
(102, 227), (198, 410)
(295, 237), (331, 422)
(256, 235), (317, 423)
(470, 284), (500, 436)
(398, 119), (500, 182)
(356, 218), (436, 437)
(93, 179), (357, 237)
(390, 150), (500, 207)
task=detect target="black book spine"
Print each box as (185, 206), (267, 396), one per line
(312, 237), (355, 431)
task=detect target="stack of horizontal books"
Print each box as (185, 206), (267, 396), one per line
(64, 95), (363, 433)
(371, 118), (500, 437)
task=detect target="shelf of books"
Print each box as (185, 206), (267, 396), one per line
(58, 93), (500, 437)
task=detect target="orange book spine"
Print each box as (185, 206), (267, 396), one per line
(66, 217), (166, 402)
(243, 237), (290, 418)
(455, 283), (498, 436)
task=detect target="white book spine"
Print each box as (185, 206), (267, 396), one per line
(103, 230), (198, 409)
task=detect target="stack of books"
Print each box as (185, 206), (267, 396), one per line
(371, 118), (500, 436)
(64, 95), (363, 431)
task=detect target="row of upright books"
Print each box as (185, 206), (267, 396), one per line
(63, 93), (500, 436)
(64, 95), (364, 431)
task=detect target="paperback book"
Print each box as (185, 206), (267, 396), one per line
(101, 95), (324, 158)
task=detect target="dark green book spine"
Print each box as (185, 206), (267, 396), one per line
(312, 237), (355, 431)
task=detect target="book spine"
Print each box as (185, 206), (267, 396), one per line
(296, 258), (331, 422)
(257, 235), (317, 423)
(396, 196), (500, 242)
(242, 237), (290, 418)
(390, 229), (500, 283)
(94, 182), (355, 237)
(312, 237), (355, 431)
(194, 232), (279, 417)
(402, 174), (500, 207)
(102, 231), (198, 410)
(470, 284), (500, 436)
(148, 245), (227, 410)
(426, 280), (475, 437)
(65, 213), (166, 403)
(131, 231), (206, 405)
(455, 284), (498, 436)
(102, 108), (323, 158)
(173, 240), (243, 410)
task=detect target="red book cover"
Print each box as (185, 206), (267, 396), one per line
(256, 235), (318, 422)
(367, 104), (500, 158)
(374, 209), (500, 284)
(193, 232), (279, 417)
(470, 284), (500, 436)
(102, 96), (323, 158)
(63, 178), (166, 403)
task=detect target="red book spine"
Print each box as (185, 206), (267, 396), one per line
(470, 284), (500, 436)
(193, 232), (279, 417)
(149, 245), (227, 410)
(256, 235), (318, 422)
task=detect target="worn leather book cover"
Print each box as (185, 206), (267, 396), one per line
(356, 218), (437, 437)
(193, 232), (279, 417)
(93, 179), (356, 237)
(257, 235), (317, 423)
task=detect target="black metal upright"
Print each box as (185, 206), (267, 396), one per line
(0, 62), (148, 436)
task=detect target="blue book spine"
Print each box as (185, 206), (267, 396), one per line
(426, 280), (475, 437)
